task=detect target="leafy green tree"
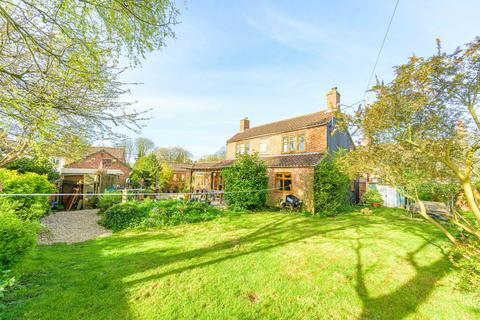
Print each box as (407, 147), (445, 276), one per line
(5, 157), (59, 181)
(129, 154), (160, 190)
(0, 1), (179, 165)
(339, 38), (480, 244)
(222, 154), (268, 210)
(313, 153), (350, 216)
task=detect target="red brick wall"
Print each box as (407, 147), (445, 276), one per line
(66, 151), (131, 183)
(266, 167), (315, 212)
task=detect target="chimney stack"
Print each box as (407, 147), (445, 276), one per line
(326, 87), (341, 111)
(240, 117), (250, 132)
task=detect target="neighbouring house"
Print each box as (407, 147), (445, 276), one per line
(190, 87), (355, 212)
(166, 163), (193, 193)
(59, 147), (130, 209)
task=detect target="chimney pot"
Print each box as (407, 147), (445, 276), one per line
(326, 87), (341, 111)
(240, 117), (250, 132)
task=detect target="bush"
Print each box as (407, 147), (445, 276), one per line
(101, 199), (223, 231)
(450, 240), (480, 294)
(96, 192), (123, 211)
(0, 169), (55, 220)
(5, 157), (60, 182)
(222, 154), (268, 210)
(417, 183), (459, 203)
(100, 201), (151, 232)
(361, 189), (383, 206)
(313, 153), (350, 216)
(0, 201), (39, 267)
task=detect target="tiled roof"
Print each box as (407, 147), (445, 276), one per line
(227, 110), (334, 143)
(191, 153), (323, 171)
(170, 163), (194, 171)
(88, 147), (125, 162)
(261, 152), (323, 167)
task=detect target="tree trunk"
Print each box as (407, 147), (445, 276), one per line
(461, 181), (480, 225)
(417, 199), (457, 245)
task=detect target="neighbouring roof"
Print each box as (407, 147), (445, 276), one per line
(227, 110), (334, 143)
(88, 147), (126, 162)
(191, 153), (323, 170)
(61, 168), (125, 175)
(170, 163), (194, 171)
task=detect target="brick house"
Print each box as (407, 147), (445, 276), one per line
(59, 147), (130, 208)
(190, 87), (354, 211)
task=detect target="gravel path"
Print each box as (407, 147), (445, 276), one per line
(38, 209), (112, 245)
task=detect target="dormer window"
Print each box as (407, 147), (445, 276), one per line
(282, 135), (305, 153)
(236, 142), (250, 155)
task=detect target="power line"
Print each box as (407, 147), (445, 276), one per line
(362, 0), (400, 103)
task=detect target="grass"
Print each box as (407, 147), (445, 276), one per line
(3, 208), (479, 319)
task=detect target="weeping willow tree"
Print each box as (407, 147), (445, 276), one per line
(339, 38), (480, 244)
(0, 0), (179, 165)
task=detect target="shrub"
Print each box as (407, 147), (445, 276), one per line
(96, 192), (123, 211)
(361, 189), (383, 206)
(5, 157), (59, 182)
(450, 240), (480, 294)
(101, 199), (223, 231)
(313, 153), (350, 217)
(417, 183), (459, 203)
(222, 154), (268, 210)
(100, 201), (152, 232)
(0, 169), (55, 220)
(0, 201), (39, 267)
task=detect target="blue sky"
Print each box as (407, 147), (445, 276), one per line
(115, 0), (480, 158)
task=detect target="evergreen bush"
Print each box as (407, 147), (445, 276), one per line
(222, 154), (268, 210)
(313, 153), (350, 216)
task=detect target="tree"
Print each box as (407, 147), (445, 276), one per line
(135, 137), (155, 159)
(339, 38), (480, 244)
(222, 154), (268, 210)
(155, 147), (193, 164)
(313, 153), (350, 216)
(129, 154), (160, 190)
(198, 146), (226, 162)
(4, 157), (59, 181)
(0, 1), (179, 166)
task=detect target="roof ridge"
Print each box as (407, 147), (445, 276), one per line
(243, 109), (332, 132)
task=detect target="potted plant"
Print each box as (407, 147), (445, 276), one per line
(361, 189), (383, 207)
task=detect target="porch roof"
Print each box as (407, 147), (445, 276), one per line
(191, 152), (324, 171)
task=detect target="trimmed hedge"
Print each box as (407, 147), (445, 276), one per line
(101, 199), (223, 232)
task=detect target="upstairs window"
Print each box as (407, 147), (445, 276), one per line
(282, 135), (305, 153)
(236, 142), (250, 155)
(259, 140), (268, 154)
(102, 158), (112, 168)
(275, 173), (292, 192)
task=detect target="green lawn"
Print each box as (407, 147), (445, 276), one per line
(3, 209), (479, 319)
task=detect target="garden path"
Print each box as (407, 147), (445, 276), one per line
(38, 209), (111, 245)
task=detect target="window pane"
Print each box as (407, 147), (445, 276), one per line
(298, 136), (305, 151)
(260, 141), (268, 154)
(289, 136), (296, 151)
(284, 179), (292, 191)
(276, 178), (283, 190)
(283, 137), (289, 152)
(245, 143), (250, 154)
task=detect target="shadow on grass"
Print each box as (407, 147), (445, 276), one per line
(4, 211), (455, 319)
(353, 229), (452, 320)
